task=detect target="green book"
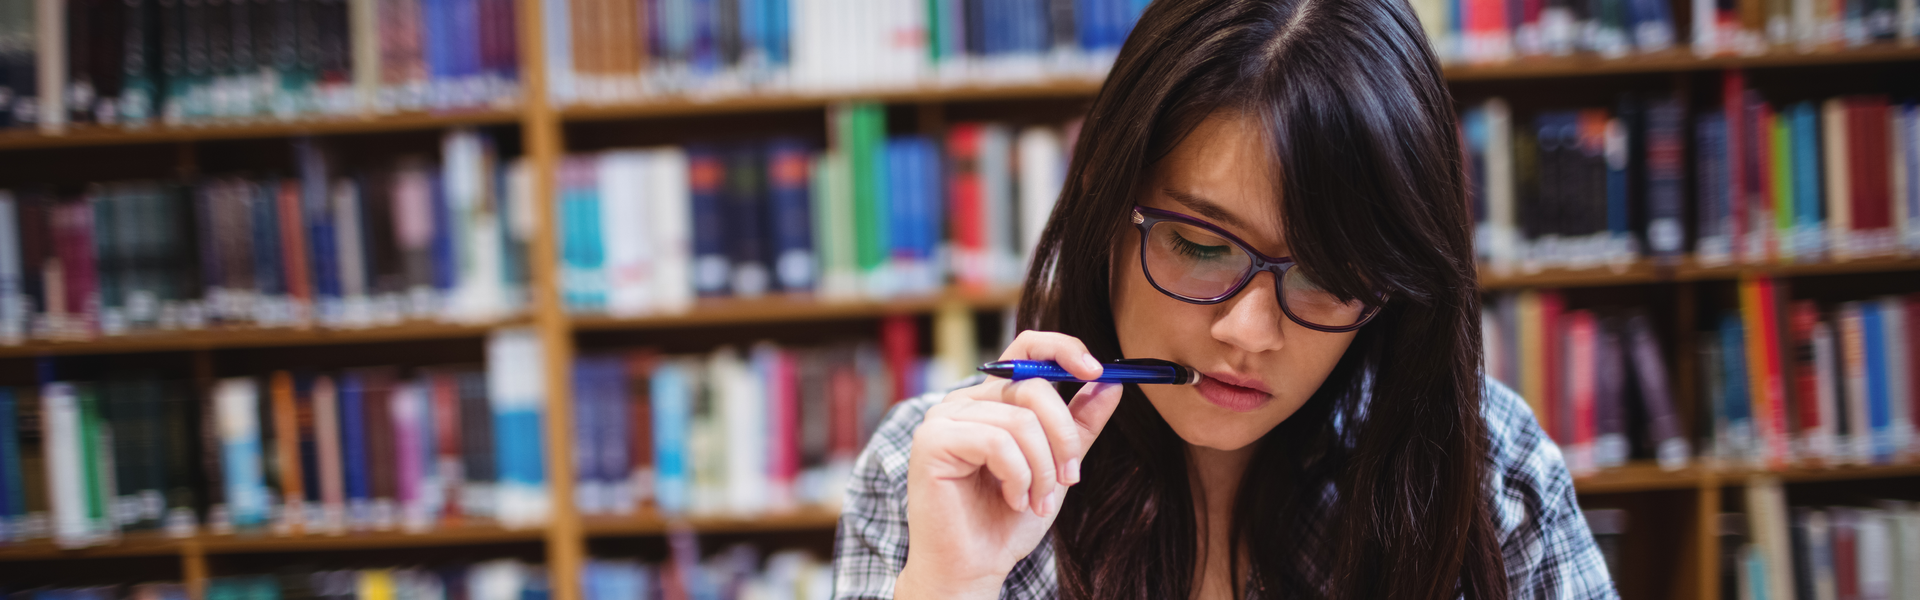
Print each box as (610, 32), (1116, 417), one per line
(75, 383), (110, 536)
(1771, 115), (1793, 260)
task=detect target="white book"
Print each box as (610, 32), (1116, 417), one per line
(1899, 505), (1920, 600)
(42, 383), (87, 546)
(505, 159), (536, 313)
(1016, 126), (1064, 275)
(215, 378), (269, 530)
(1746, 476), (1796, 600)
(446, 130), (509, 323)
(1864, 508), (1895, 600)
(349, 0), (379, 113)
(333, 179), (372, 327)
(1826, 99), (1855, 261)
(649, 148), (693, 314)
(1885, 297), (1913, 459)
(716, 346), (767, 516)
(980, 124), (1017, 287)
(601, 150), (654, 317)
(488, 328), (548, 529)
(469, 559), (529, 600)
(1815, 321), (1841, 464)
(34, 0), (62, 133)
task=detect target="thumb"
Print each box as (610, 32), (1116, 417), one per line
(1067, 382), (1125, 444)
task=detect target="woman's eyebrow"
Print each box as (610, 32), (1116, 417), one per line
(1161, 188), (1251, 231)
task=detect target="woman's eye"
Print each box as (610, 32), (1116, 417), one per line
(1171, 233), (1232, 260)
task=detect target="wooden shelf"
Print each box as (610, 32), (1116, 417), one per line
(0, 318), (525, 358)
(1480, 260), (1667, 289)
(560, 79), (1107, 121)
(569, 288), (1021, 332)
(193, 525), (546, 554)
(0, 109), (523, 151)
(582, 507), (842, 537)
(1573, 462), (1706, 494)
(1674, 256), (1920, 281)
(0, 531), (185, 561)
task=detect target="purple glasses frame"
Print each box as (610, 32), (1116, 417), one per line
(1130, 205), (1384, 333)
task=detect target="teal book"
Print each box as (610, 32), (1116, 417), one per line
(1790, 102), (1823, 260)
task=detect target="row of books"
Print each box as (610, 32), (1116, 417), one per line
(1721, 479), (1920, 600)
(570, 316), (936, 516)
(1698, 276), (1919, 469)
(1482, 293), (1692, 475)
(1416, 0), (1920, 64)
(583, 544), (831, 600)
(543, 0), (1149, 105)
(1412, 0), (1678, 64)
(0, 584), (187, 600)
(1462, 82), (1920, 276)
(0, 328), (549, 547)
(554, 109), (1071, 314)
(0, 0), (522, 132)
(0, 129), (530, 342)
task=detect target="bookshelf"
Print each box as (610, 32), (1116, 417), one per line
(0, 0), (1917, 596)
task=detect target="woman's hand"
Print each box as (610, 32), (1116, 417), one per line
(894, 331), (1127, 600)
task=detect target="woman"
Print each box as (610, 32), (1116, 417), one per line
(832, 0), (1615, 597)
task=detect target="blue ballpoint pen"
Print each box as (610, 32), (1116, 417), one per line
(977, 358), (1201, 385)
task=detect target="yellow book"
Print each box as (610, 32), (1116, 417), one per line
(359, 569), (395, 600)
(1518, 290), (1546, 426)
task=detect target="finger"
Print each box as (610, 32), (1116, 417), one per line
(1002, 331), (1104, 380)
(1001, 378), (1084, 485)
(943, 400), (1060, 515)
(935, 420), (1036, 513)
(1067, 382), (1126, 445)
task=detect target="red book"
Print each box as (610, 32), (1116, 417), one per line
(881, 315), (918, 404)
(946, 125), (987, 290)
(428, 369), (462, 523)
(625, 352), (656, 507)
(827, 363), (861, 460)
(1908, 295), (1920, 449)
(1541, 290), (1565, 443)
(276, 180), (313, 319)
(1723, 70), (1748, 261)
(1848, 97), (1894, 250)
(1790, 300), (1822, 457)
(361, 368), (399, 528)
(1567, 310), (1598, 473)
(768, 349), (799, 508)
(1837, 510), (1860, 600)
(1753, 276), (1790, 469)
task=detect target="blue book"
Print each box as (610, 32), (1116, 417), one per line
(688, 146), (731, 297)
(571, 358), (603, 508)
(338, 372), (371, 517)
(0, 388), (19, 529)
(766, 139), (815, 292)
(542, 0), (573, 100)
(1790, 103), (1823, 258)
(690, 0), (720, 77)
(1863, 301), (1892, 463)
(765, 0), (789, 67)
(1696, 113), (1731, 252)
(916, 138), (945, 273)
(559, 160), (607, 310)
(1606, 114), (1630, 243)
(1721, 313), (1754, 457)
(651, 361), (690, 514)
(452, 0), (481, 82)
(429, 175), (456, 296)
(422, 0), (452, 98)
(251, 182), (285, 305)
(737, 0), (766, 68)
(887, 139), (912, 270)
(725, 145), (770, 297)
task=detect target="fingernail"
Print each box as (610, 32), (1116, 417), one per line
(1063, 458), (1082, 485)
(1082, 354), (1102, 372)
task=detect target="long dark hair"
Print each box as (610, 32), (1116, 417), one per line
(1018, 0), (1502, 598)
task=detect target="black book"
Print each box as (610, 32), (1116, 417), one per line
(91, 0), (126, 123)
(68, 0), (94, 124)
(120, 0), (156, 124)
(157, 0), (184, 121)
(182, 0), (208, 119)
(723, 144), (769, 297)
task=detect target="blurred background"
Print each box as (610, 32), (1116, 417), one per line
(0, 0), (1916, 598)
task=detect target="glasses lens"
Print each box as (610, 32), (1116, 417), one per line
(1281, 266), (1371, 328)
(1143, 220), (1254, 300)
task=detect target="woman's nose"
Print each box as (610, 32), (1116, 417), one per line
(1208, 271), (1287, 354)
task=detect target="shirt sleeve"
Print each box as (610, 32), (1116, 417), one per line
(1482, 376), (1621, 600)
(831, 393), (939, 600)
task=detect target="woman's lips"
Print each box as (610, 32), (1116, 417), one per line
(1195, 373), (1273, 412)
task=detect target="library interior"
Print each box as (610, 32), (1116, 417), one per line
(0, 0), (1918, 597)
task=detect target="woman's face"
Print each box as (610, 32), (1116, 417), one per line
(1111, 111), (1360, 452)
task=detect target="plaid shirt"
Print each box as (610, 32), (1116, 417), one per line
(831, 375), (1619, 600)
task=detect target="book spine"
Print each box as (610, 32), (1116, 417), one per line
(268, 371), (303, 532)
(309, 374), (344, 532)
(456, 369), (494, 520)
(1883, 296), (1912, 459)
(487, 328), (546, 528)
(767, 138), (815, 293)
(1864, 300), (1892, 463)
(687, 145), (729, 297)
(429, 370), (461, 523)
(650, 359), (687, 514)
(214, 377), (266, 530)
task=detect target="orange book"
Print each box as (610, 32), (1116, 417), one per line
(270, 371), (307, 532)
(1742, 275), (1792, 469)
(276, 180), (313, 324)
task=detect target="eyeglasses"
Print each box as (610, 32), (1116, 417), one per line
(1130, 205), (1383, 332)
